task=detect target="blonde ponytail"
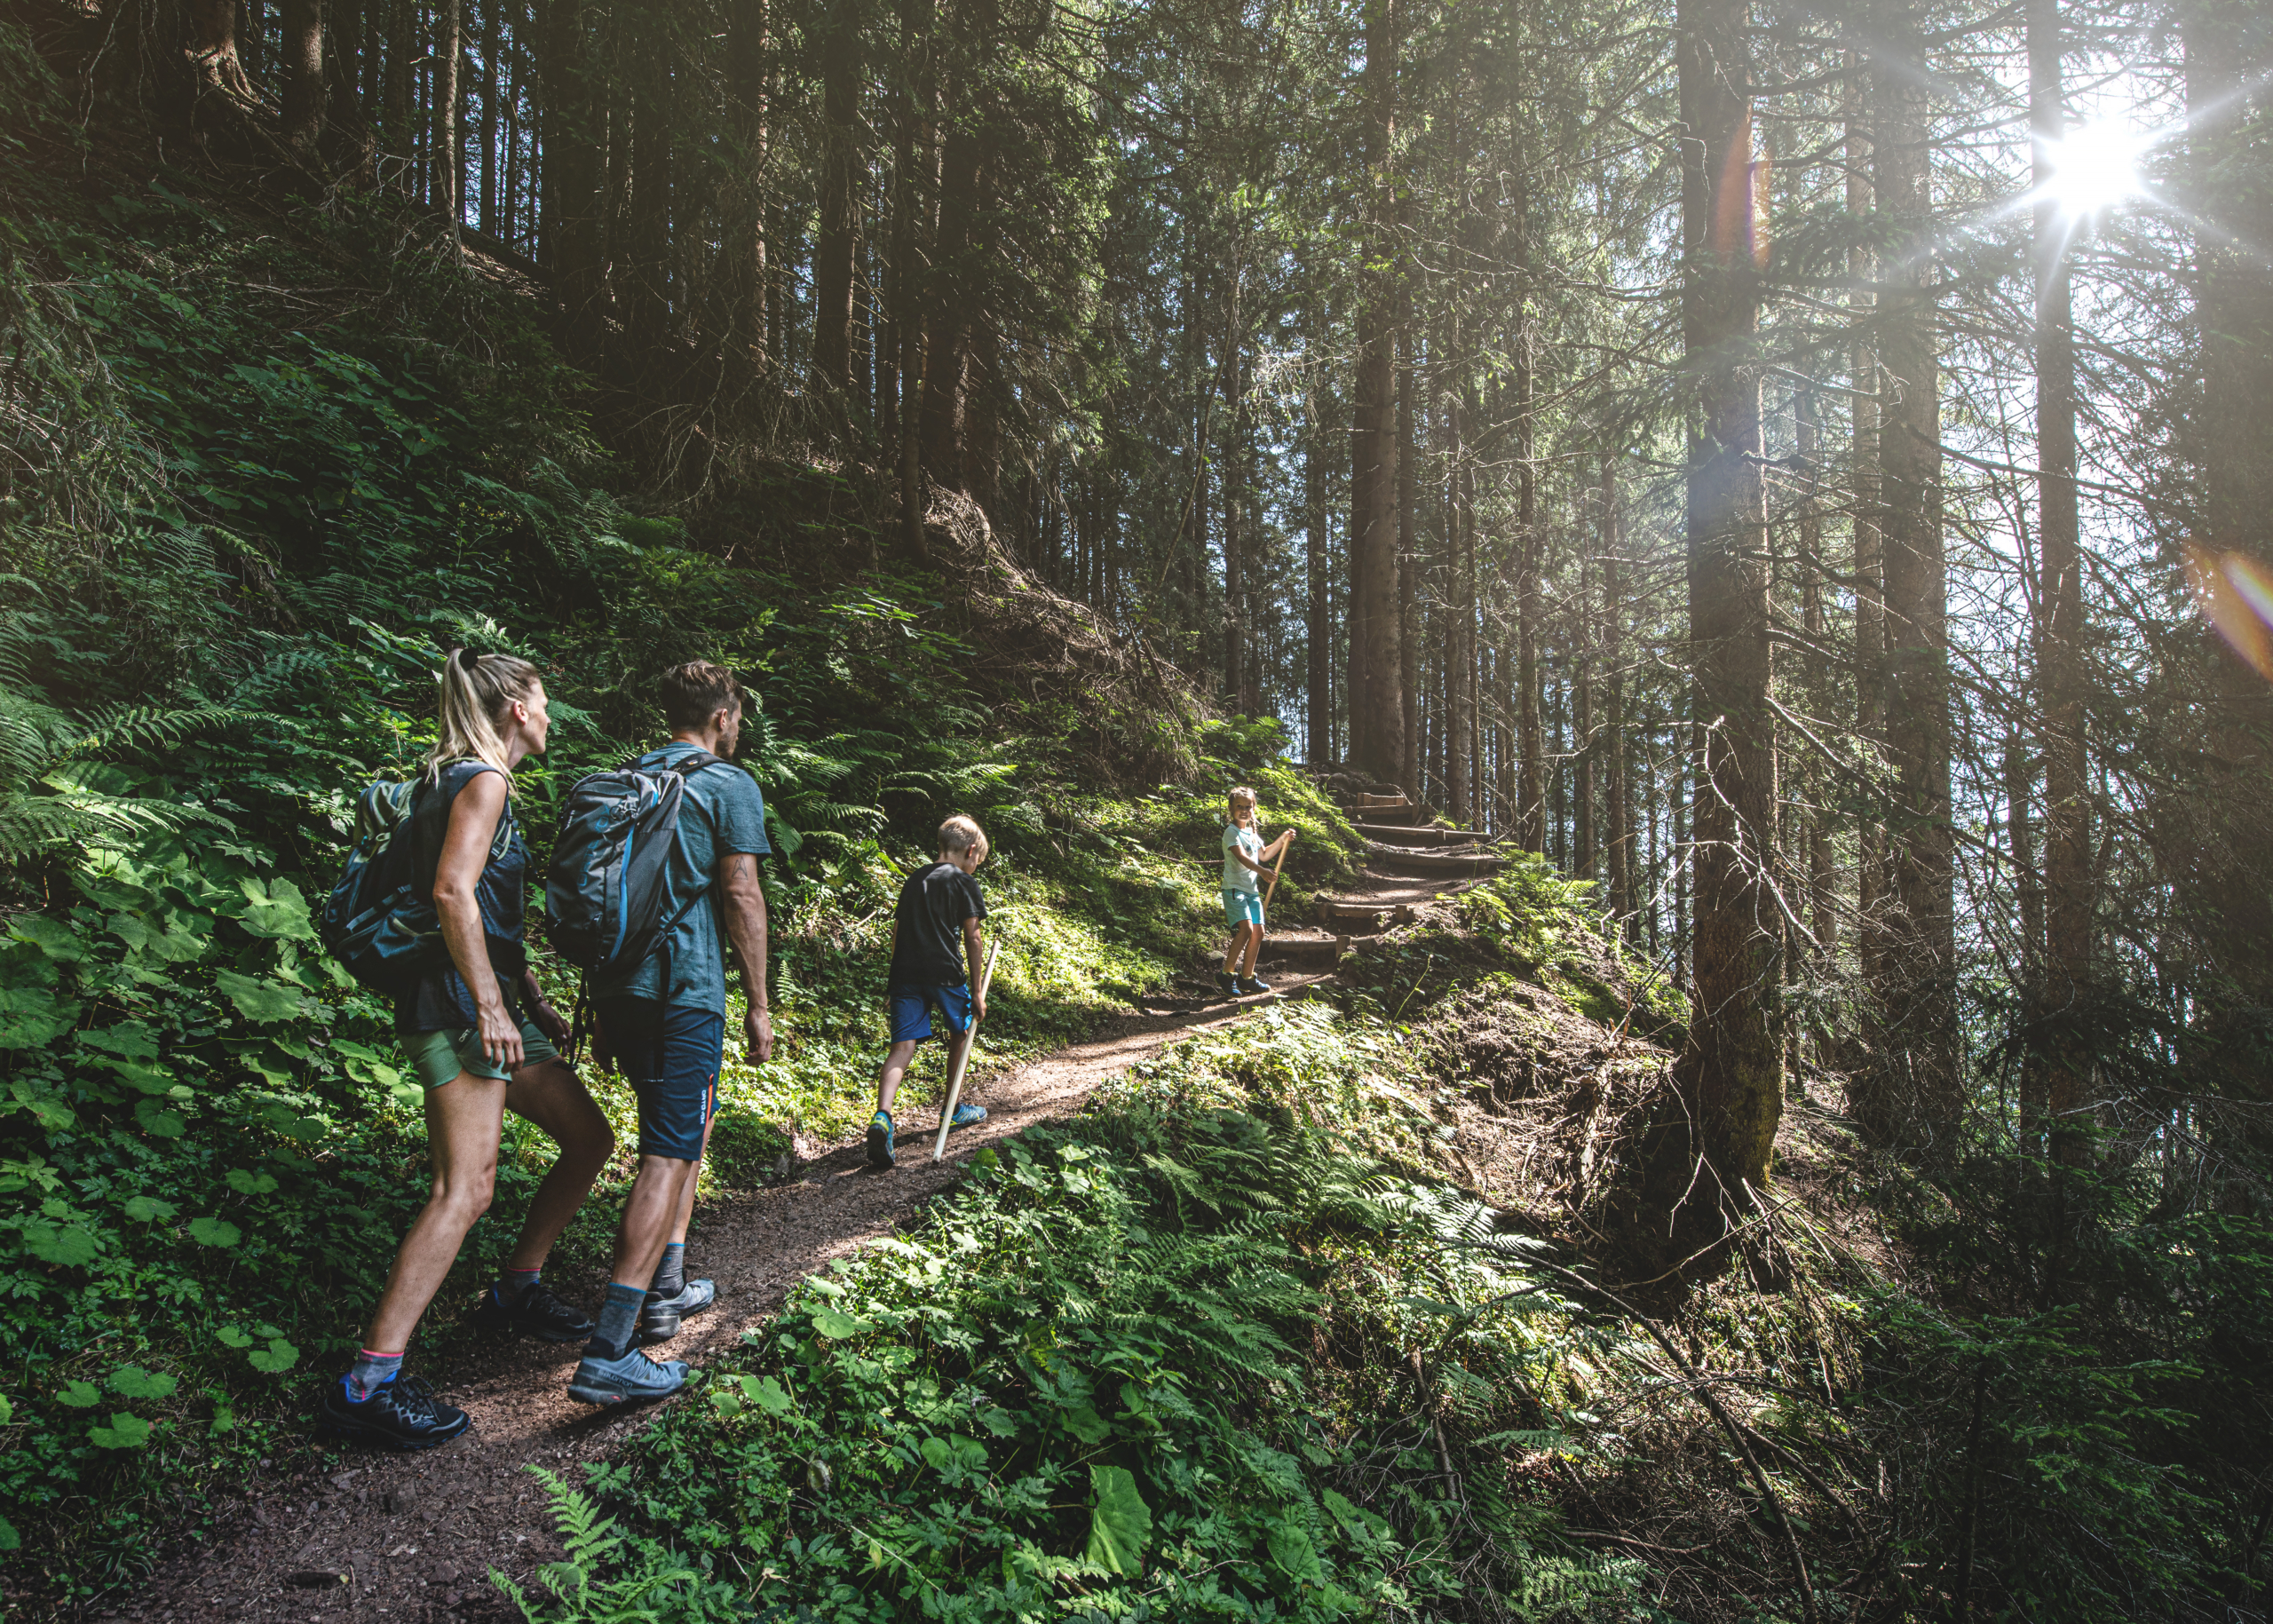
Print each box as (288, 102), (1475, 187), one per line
(427, 647), (540, 785)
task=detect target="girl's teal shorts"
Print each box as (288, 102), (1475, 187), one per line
(1222, 888), (1265, 929)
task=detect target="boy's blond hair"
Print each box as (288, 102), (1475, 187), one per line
(939, 814), (988, 857)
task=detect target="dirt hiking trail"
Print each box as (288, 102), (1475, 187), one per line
(99, 818), (1492, 1622)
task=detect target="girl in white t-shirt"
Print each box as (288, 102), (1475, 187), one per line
(1217, 786), (1294, 998)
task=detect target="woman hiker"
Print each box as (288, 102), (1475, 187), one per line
(319, 649), (617, 1450)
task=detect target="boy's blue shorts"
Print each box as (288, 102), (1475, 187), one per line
(1222, 888), (1265, 929)
(889, 982), (974, 1044)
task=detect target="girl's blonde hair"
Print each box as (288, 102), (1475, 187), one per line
(427, 648), (541, 784)
(1226, 786), (1258, 823)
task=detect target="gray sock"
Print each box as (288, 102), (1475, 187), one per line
(345, 1349), (404, 1403)
(584, 1283), (646, 1362)
(648, 1242), (685, 1301)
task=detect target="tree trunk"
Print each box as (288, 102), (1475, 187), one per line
(545, 0), (607, 372)
(724, 0), (771, 382)
(1515, 313), (1542, 847)
(895, 0), (928, 555)
(281, 0), (324, 151)
(625, 30), (671, 354)
(479, 0), (498, 233)
(1639, 0), (1782, 1268)
(1847, 55), (1887, 991)
(812, 9), (862, 405)
(1575, 530), (1595, 879)
(1224, 314), (1246, 708)
(2031, 0), (2090, 1167)
(432, 0), (461, 232)
(1348, 0), (1403, 786)
(1603, 456), (1632, 924)
(1307, 383), (1333, 763)
(923, 113), (982, 491)
(1796, 386), (1835, 963)
(1866, 0), (1958, 1145)
(1398, 315), (1420, 796)
(185, 0), (257, 103)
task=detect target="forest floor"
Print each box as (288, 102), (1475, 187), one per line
(99, 860), (1473, 1623)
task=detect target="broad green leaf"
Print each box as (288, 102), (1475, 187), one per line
(109, 1366), (178, 1400)
(0, 1394), (12, 1425)
(55, 1380), (101, 1408)
(210, 1404), (236, 1434)
(1085, 1464), (1151, 1575)
(745, 1375), (795, 1417)
(225, 1168), (280, 1196)
(8, 915), (84, 961)
(810, 1309), (870, 1341)
(236, 877), (315, 940)
(90, 1056), (178, 1096)
(1059, 1401), (1112, 1446)
(215, 1326), (253, 1348)
(123, 1195), (178, 1222)
(1267, 1517), (1323, 1582)
(213, 970), (303, 1024)
(90, 1412), (153, 1448)
(0, 1512), (19, 1551)
(8, 1078), (75, 1131)
(79, 1022), (159, 1059)
(23, 1223), (99, 1266)
(710, 1390), (743, 1418)
(247, 1337), (298, 1374)
(134, 1100), (186, 1137)
(187, 1216), (242, 1248)
(0, 986), (79, 1050)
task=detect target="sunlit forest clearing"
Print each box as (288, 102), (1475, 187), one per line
(1, 0), (2269, 1616)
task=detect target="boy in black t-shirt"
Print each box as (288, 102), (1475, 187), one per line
(867, 815), (991, 1169)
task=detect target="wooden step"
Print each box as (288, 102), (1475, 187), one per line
(1355, 822), (1489, 847)
(1259, 933), (1350, 964)
(1342, 793), (1414, 816)
(1319, 898), (1418, 931)
(1365, 843), (1504, 876)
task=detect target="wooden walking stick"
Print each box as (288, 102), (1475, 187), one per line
(933, 939), (1000, 1162)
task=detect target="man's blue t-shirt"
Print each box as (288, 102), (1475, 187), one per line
(596, 741), (771, 1012)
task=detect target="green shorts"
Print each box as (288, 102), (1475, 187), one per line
(400, 1020), (561, 1089)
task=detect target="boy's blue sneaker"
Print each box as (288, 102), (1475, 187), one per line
(947, 1101), (986, 1130)
(867, 1110), (896, 1170)
(567, 1347), (689, 1406)
(316, 1374), (470, 1451)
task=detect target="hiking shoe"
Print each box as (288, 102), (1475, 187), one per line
(1239, 975), (1273, 995)
(867, 1111), (896, 1171)
(317, 1374), (470, 1452)
(567, 1347), (690, 1406)
(639, 1278), (717, 1344)
(470, 1279), (596, 1344)
(946, 1101), (986, 1130)
(1216, 970), (1239, 1000)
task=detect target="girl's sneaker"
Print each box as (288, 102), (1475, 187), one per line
(947, 1101), (987, 1129)
(1239, 975), (1273, 995)
(1216, 970), (1239, 1000)
(867, 1110), (896, 1170)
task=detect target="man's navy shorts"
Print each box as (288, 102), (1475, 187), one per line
(596, 996), (722, 1161)
(888, 982), (973, 1045)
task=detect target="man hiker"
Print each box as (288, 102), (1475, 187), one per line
(867, 815), (992, 1170)
(572, 661), (773, 1404)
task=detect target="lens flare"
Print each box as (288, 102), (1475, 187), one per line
(2041, 121), (2144, 221)
(2184, 542), (2273, 680)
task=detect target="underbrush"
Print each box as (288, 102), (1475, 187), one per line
(554, 1004), (1642, 1622)
(0, 152), (1361, 1606)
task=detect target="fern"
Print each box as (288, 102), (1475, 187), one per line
(489, 1467), (736, 1624)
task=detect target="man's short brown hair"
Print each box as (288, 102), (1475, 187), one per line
(659, 660), (742, 732)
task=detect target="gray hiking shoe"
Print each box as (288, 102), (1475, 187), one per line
(567, 1347), (690, 1406)
(638, 1278), (717, 1344)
